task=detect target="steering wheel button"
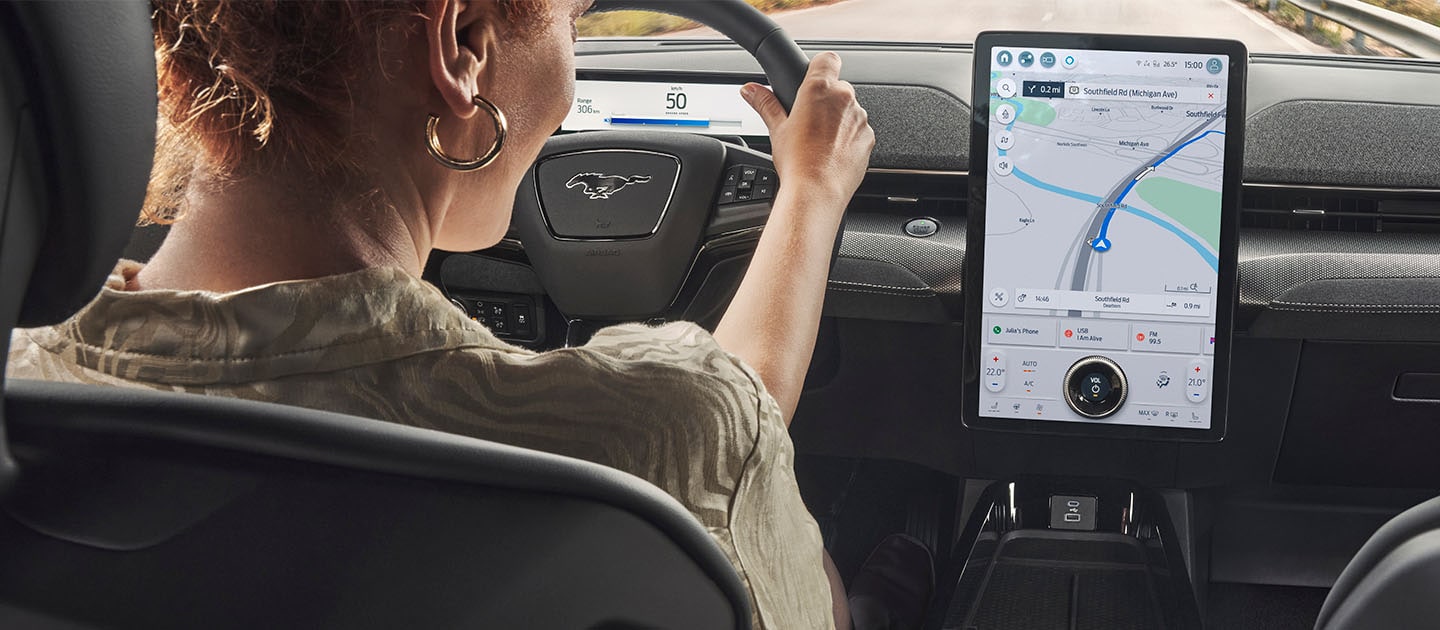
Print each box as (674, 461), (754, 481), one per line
(737, 190), (753, 202)
(737, 180), (753, 191)
(723, 169), (741, 186)
(757, 170), (776, 185)
(740, 166), (758, 181)
(754, 184), (774, 199)
(719, 187), (738, 205)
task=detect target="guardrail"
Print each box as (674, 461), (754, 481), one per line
(1267, 0), (1440, 58)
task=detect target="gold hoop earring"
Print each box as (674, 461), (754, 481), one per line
(426, 95), (508, 171)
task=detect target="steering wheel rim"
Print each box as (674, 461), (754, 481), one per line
(590, 0), (810, 111)
(510, 0), (814, 323)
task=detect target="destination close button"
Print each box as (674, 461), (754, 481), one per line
(987, 316), (1058, 347)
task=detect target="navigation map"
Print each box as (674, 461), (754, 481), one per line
(978, 46), (1231, 430)
(986, 51), (1225, 308)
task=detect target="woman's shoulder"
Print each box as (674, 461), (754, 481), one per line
(449, 321), (773, 424)
(580, 321), (739, 363)
(428, 321), (783, 469)
(573, 321), (765, 395)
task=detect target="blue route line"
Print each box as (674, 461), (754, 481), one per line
(1012, 167), (1103, 204)
(1094, 129), (1225, 247)
(991, 90), (1222, 272)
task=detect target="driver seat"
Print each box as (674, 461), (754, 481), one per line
(0, 3), (749, 628)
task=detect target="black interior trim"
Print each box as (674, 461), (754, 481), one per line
(2, 378), (753, 629)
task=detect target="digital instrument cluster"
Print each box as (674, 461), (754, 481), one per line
(562, 79), (770, 137)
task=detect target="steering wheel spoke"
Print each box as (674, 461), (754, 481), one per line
(508, 0), (807, 322)
(514, 132), (779, 321)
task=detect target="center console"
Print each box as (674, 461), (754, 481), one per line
(936, 479), (1202, 630)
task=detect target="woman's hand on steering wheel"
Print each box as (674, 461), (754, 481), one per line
(742, 51), (876, 216)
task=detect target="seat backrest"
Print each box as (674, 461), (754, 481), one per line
(2, 379), (749, 629)
(1315, 495), (1440, 630)
(0, 2), (750, 628)
(0, 0), (157, 492)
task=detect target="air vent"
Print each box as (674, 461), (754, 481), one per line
(848, 170), (967, 217)
(1242, 184), (1440, 234)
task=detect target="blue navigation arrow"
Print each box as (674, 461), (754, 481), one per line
(1090, 237), (1112, 252)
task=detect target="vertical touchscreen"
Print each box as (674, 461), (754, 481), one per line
(977, 46), (1232, 430)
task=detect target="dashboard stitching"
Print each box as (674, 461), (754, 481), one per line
(828, 286), (941, 299)
(839, 238), (965, 292)
(1271, 301), (1440, 308)
(828, 279), (935, 294)
(1269, 306), (1440, 314)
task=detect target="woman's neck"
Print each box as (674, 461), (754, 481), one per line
(136, 170), (432, 293)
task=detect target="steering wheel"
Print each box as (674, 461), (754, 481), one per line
(510, 0), (811, 322)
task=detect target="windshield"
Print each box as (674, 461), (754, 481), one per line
(579, 0), (1440, 59)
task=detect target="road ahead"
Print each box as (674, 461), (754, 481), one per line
(675, 0), (1327, 54)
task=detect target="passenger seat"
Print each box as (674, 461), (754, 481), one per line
(1315, 495), (1440, 629)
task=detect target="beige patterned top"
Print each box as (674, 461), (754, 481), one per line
(7, 260), (834, 629)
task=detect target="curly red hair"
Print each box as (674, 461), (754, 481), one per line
(144, 0), (543, 224)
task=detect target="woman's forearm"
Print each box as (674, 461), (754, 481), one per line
(714, 53), (873, 424)
(714, 188), (846, 424)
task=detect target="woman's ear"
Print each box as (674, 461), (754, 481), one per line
(424, 0), (499, 120)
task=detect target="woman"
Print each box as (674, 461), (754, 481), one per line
(8, 1), (880, 627)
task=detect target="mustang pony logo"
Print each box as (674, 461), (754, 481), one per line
(566, 173), (653, 200)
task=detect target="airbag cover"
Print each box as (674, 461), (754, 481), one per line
(537, 151), (680, 239)
(511, 131), (727, 320)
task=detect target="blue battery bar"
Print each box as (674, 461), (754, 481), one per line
(607, 117), (711, 127)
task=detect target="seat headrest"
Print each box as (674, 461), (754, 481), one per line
(0, 0), (156, 331)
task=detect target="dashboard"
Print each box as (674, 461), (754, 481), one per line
(426, 38), (1440, 491)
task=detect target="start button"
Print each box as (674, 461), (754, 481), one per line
(903, 217), (939, 238)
